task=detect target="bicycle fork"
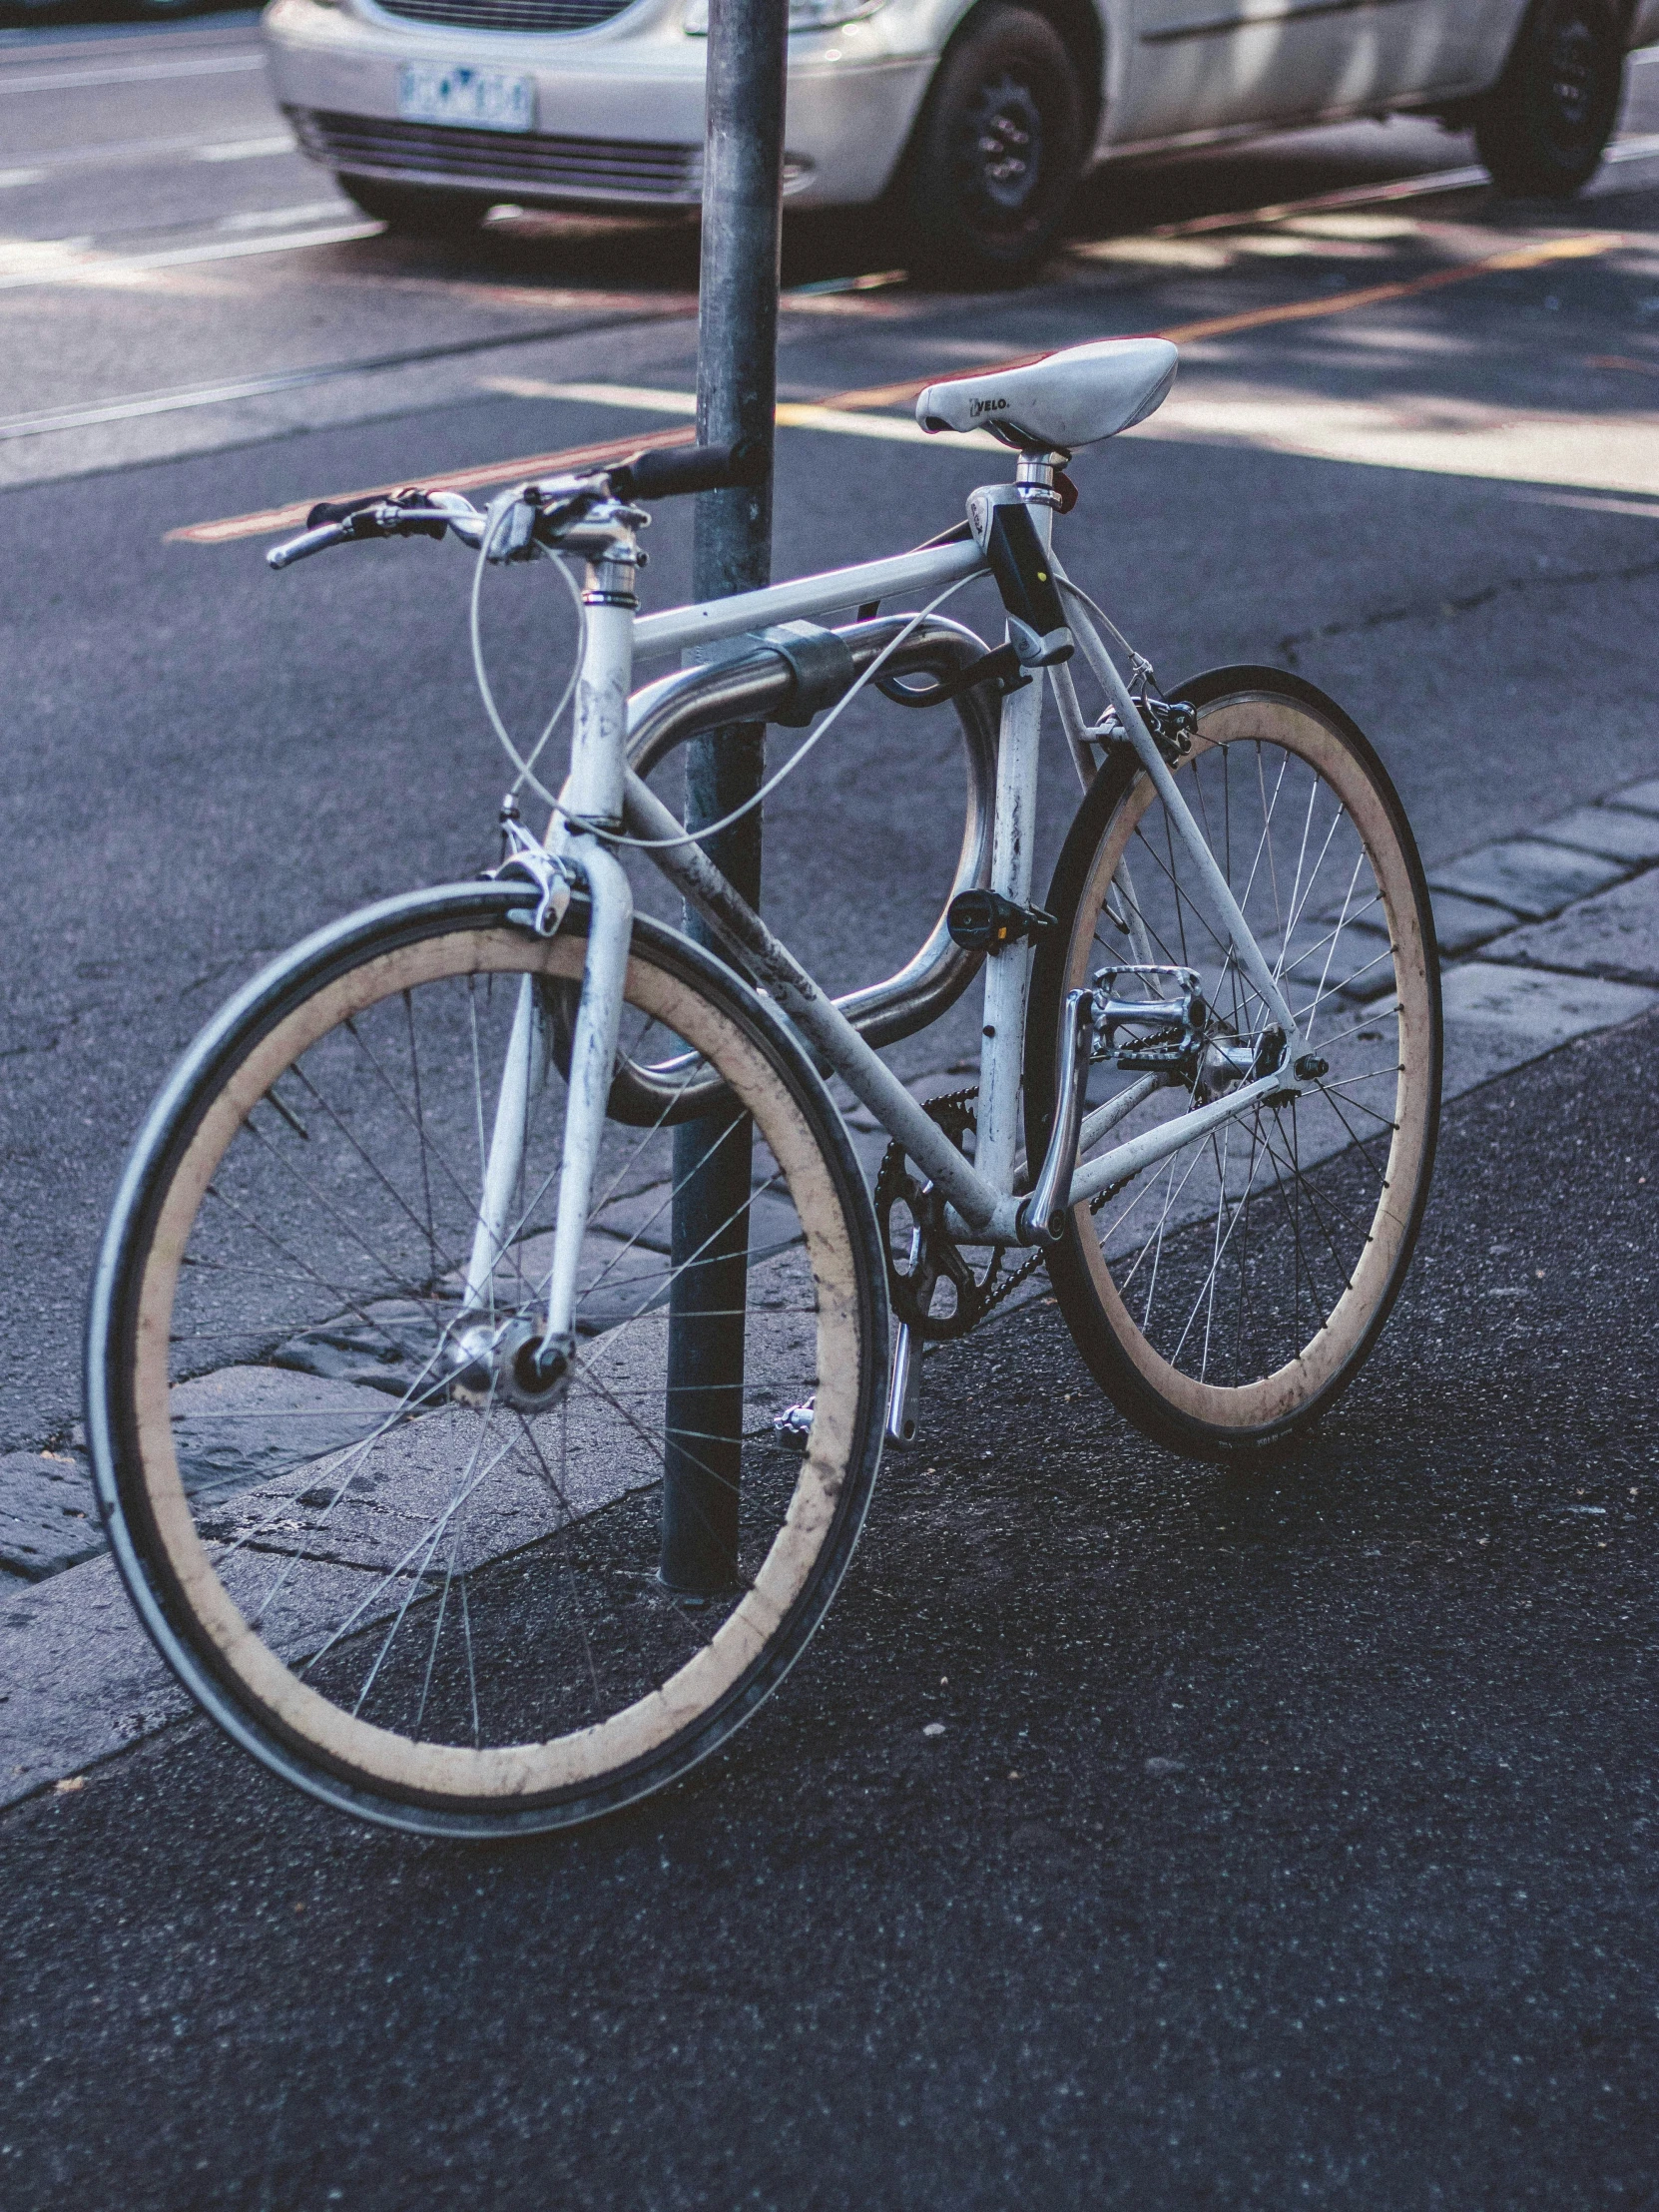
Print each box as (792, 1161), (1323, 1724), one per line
(455, 524), (639, 1396)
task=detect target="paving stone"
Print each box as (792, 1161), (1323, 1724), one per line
(169, 1367), (398, 1499)
(0, 1453), (103, 1580)
(1429, 839), (1629, 922)
(1426, 888), (1519, 957)
(1326, 886), (1513, 965)
(1482, 867), (1659, 987)
(0, 1555), (191, 1805)
(1531, 807), (1659, 864)
(0, 1544), (383, 1808)
(581, 1180), (674, 1253)
(274, 1299), (445, 1398)
(1439, 961), (1659, 1097)
(1605, 777), (1659, 819)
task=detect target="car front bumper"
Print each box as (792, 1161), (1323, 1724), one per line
(263, 0), (937, 210)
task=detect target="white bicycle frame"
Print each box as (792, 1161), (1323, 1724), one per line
(472, 458), (1313, 1359)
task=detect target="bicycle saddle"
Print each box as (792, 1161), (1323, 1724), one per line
(914, 337), (1178, 454)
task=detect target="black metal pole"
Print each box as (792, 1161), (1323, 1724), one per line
(660, 0), (787, 1595)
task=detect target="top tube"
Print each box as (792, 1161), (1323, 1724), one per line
(632, 539), (987, 660)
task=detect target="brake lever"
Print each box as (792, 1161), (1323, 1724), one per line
(267, 488), (486, 569)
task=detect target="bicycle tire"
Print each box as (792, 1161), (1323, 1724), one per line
(87, 881), (888, 1837)
(1024, 667), (1440, 1459)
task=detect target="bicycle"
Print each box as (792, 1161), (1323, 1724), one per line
(85, 336), (1441, 1838)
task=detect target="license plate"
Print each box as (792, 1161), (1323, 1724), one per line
(396, 63), (536, 135)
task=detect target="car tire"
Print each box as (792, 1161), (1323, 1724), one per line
(899, 4), (1085, 286)
(335, 175), (492, 235)
(1473, 0), (1624, 196)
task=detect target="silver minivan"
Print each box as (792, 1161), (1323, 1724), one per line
(264, 0), (1659, 278)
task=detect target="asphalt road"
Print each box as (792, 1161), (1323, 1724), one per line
(1, 17), (1658, 2204)
(4, 994), (1657, 2212)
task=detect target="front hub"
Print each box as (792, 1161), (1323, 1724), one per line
(443, 1313), (575, 1414)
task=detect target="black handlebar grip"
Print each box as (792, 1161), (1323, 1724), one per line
(610, 438), (765, 502)
(306, 493), (386, 529)
(304, 488), (445, 540)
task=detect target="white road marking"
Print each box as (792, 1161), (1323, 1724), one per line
(1524, 491), (1659, 521)
(1131, 383), (1659, 500)
(0, 53), (265, 95)
(0, 130), (295, 177)
(478, 377), (988, 448)
(196, 135), (299, 164)
(0, 366), (424, 442)
(0, 219), (381, 290)
(216, 201), (351, 232)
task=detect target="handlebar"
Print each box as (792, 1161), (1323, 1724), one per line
(609, 437), (764, 503)
(267, 440), (766, 570)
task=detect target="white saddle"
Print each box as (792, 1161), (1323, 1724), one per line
(914, 337), (1178, 454)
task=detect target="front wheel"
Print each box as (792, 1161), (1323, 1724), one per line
(87, 884), (887, 1837)
(1025, 669), (1441, 1461)
(899, 4), (1086, 285)
(1474, 0), (1624, 197)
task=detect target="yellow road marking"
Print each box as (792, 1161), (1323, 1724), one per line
(169, 423), (700, 545)
(167, 230), (1620, 546)
(1156, 230), (1616, 344)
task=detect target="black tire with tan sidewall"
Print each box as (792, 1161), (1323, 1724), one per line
(1025, 668), (1441, 1462)
(86, 882), (888, 1838)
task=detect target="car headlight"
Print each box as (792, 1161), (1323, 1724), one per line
(684, 0), (888, 32)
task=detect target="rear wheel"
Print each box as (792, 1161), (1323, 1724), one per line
(900, 5), (1085, 285)
(1474, 0), (1624, 196)
(87, 885), (886, 1837)
(1025, 670), (1440, 1460)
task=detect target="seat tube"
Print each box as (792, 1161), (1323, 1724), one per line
(976, 492), (1053, 1206)
(976, 678), (1043, 1201)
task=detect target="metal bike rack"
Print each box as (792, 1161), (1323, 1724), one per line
(625, 612), (1000, 1059)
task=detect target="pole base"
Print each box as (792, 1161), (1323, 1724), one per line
(655, 1569), (743, 1609)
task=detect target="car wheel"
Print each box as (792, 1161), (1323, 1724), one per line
(335, 175), (491, 235)
(900, 4), (1085, 286)
(1473, 0), (1624, 196)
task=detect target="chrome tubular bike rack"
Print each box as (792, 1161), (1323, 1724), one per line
(591, 613), (1001, 1121)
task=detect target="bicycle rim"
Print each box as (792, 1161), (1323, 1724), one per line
(87, 885), (886, 1835)
(1027, 668), (1440, 1452)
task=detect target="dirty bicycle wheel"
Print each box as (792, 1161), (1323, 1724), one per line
(1025, 668), (1440, 1460)
(86, 882), (886, 1837)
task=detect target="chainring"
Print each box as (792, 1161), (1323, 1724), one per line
(875, 1092), (1005, 1342)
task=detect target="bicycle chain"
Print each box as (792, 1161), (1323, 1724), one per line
(875, 1089), (1052, 1339)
